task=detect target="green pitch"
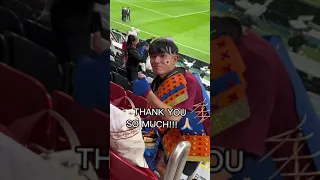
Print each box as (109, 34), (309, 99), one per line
(110, 0), (210, 63)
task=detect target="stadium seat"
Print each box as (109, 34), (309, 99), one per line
(117, 67), (127, 77)
(0, 6), (24, 35)
(0, 63), (52, 126)
(110, 63), (117, 72)
(23, 19), (55, 54)
(63, 62), (75, 95)
(2, 0), (35, 20)
(110, 81), (126, 102)
(0, 34), (8, 63)
(115, 57), (124, 67)
(126, 90), (150, 118)
(110, 151), (158, 180)
(0, 124), (19, 142)
(18, 0), (44, 13)
(110, 72), (114, 82)
(4, 31), (63, 93)
(110, 60), (121, 69)
(52, 90), (110, 179)
(146, 70), (156, 78)
(112, 72), (129, 90)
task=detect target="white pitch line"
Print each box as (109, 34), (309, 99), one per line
(173, 10), (210, 18)
(111, 20), (209, 55)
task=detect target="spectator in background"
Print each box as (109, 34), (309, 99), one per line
(126, 7), (131, 21)
(122, 7), (126, 22)
(73, 49), (109, 113)
(50, 0), (108, 64)
(126, 35), (149, 82)
(125, 27), (139, 41)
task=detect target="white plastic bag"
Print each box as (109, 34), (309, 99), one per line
(110, 97), (148, 168)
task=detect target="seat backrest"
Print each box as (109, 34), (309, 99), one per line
(110, 60), (120, 69)
(110, 63), (117, 73)
(110, 72), (114, 82)
(110, 151), (158, 180)
(0, 124), (18, 142)
(18, 0), (44, 12)
(115, 58), (124, 67)
(0, 63), (52, 126)
(52, 90), (110, 179)
(112, 72), (129, 90)
(117, 67), (127, 77)
(110, 81), (126, 102)
(0, 34), (8, 63)
(2, 0), (35, 20)
(5, 31), (62, 93)
(23, 19), (55, 54)
(0, 6), (24, 35)
(63, 62), (75, 95)
(126, 91), (150, 118)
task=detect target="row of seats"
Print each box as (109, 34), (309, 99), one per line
(109, 81), (157, 179)
(0, 63), (110, 179)
(110, 71), (130, 90)
(1, 31), (61, 93)
(110, 82), (151, 117)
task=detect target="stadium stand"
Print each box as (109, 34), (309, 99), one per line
(2, 0), (36, 20)
(112, 71), (129, 90)
(0, 0), (176, 179)
(52, 90), (110, 179)
(0, 6), (24, 35)
(0, 1), (111, 179)
(0, 63), (52, 126)
(4, 31), (63, 93)
(23, 19), (55, 54)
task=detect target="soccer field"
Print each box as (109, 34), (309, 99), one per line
(110, 0), (210, 63)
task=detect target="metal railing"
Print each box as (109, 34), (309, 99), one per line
(164, 141), (191, 180)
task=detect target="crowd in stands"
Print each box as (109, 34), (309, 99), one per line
(0, 0), (111, 179)
(110, 26), (210, 179)
(0, 0), (210, 179)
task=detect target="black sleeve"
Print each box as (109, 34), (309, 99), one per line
(128, 48), (148, 64)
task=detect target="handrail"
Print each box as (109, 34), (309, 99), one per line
(164, 141), (191, 180)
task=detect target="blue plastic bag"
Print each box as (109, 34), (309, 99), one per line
(142, 127), (160, 171)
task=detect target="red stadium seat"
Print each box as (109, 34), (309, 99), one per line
(110, 151), (158, 180)
(126, 90), (151, 118)
(52, 90), (110, 179)
(110, 81), (126, 101)
(110, 82), (127, 108)
(0, 63), (52, 126)
(0, 124), (18, 142)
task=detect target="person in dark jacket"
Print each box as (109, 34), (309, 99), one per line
(126, 35), (149, 82)
(50, 0), (108, 64)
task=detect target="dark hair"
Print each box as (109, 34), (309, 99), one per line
(127, 35), (138, 47)
(211, 16), (242, 43)
(149, 38), (179, 56)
